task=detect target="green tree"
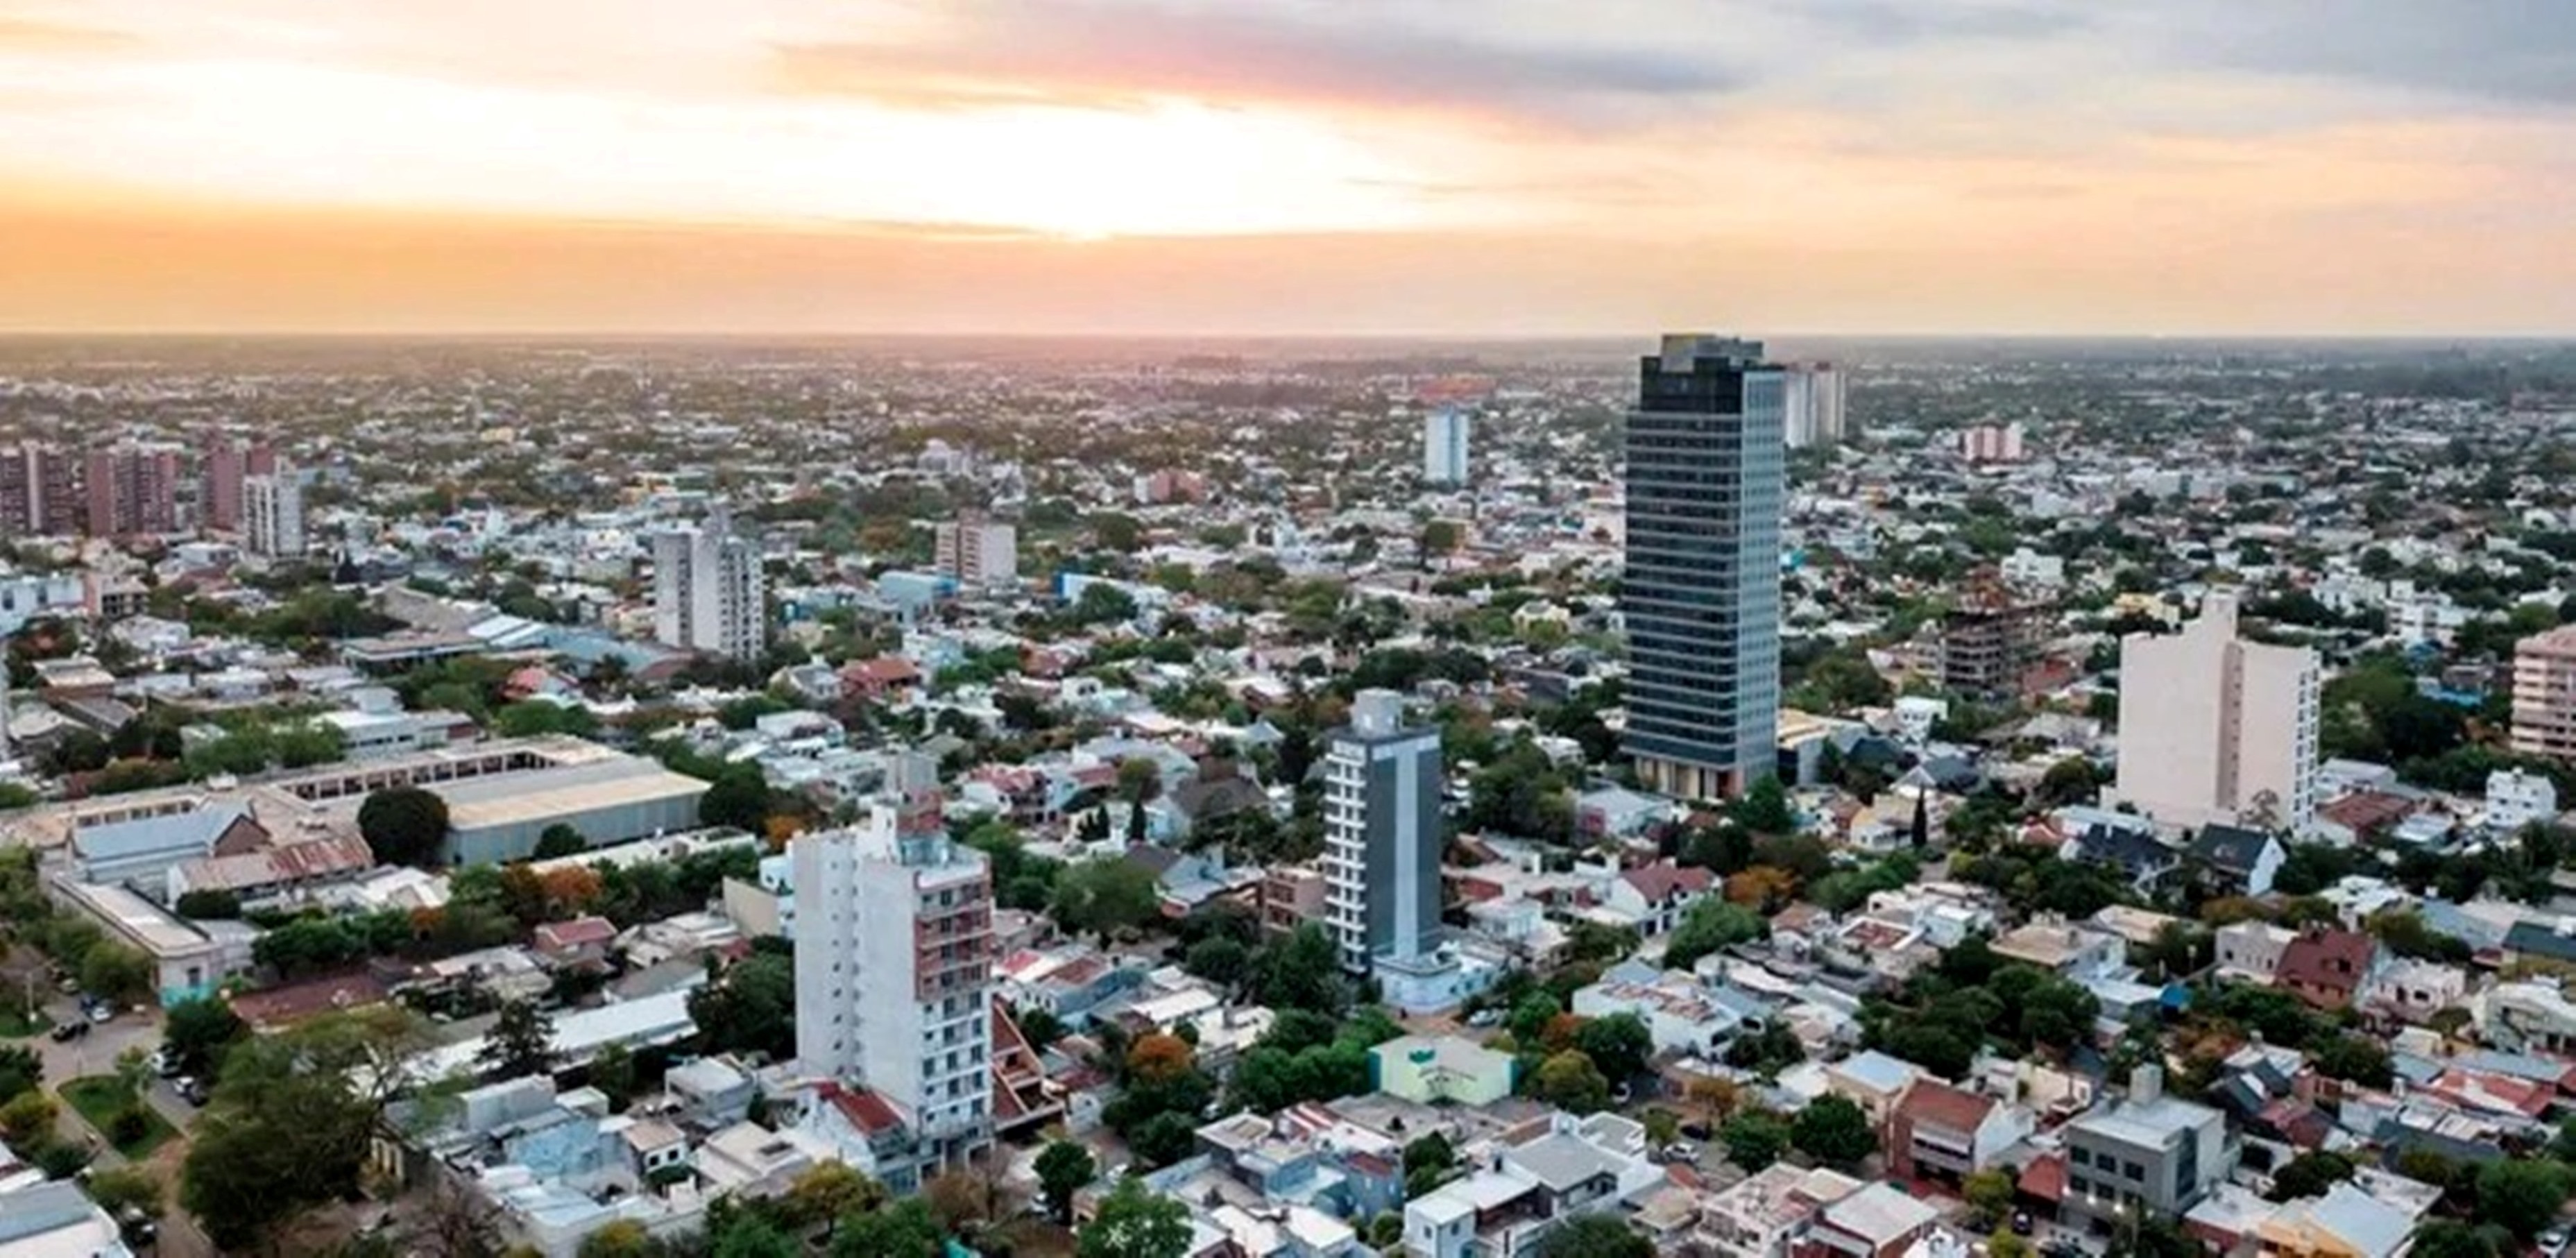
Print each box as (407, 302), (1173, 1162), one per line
(2267, 1150), (2356, 1202)
(180, 1008), (432, 1252)
(1574, 1013), (1655, 1082)
(173, 889), (242, 919)
(1080, 1177), (1194, 1258)
(1050, 857), (1163, 942)
(357, 785), (450, 867)
(1963, 1168), (2016, 1227)
(85, 1165), (162, 1219)
(579, 1221), (656, 1258)
(1730, 776), (1795, 835)
(1184, 936), (1252, 987)
(162, 996), (250, 1078)
(0, 1044), (40, 1102)
(1404, 1130), (1458, 1198)
(78, 942), (152, 1005)
(1533, 1051), (1612, 1115)
(0, 1089), (56, 1146)
(687, 953), (796, 1060)
(532, 824), (589, 859)
(1663, 898), (1768, 973)
(1532, 1214), (1653, 1258)
(2475, 1160), (2570, 1240)
(698, 767), (772, 833)
(1791, 1094), (1877, 1168)
(1246, 923), (1351, 1017)
(2411, 1221), (2510, 1258)
(1035, 1139), (1097, 1225)
(478, 999), (558, 1080)
(713, 1215), (798, 1258)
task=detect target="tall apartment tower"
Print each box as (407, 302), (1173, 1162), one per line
(1780, 363), (1848, 449)
(1322, 689), (1444, 976)
(241, 470), (305, 559)
(2115, 593), (2320, 829)
(85, 445), (180, 539)
(2510, 625), (2576, 763)
(201, 439), (278, 533)
(932, 516), (1018, 590)
(652, 507), (766, 660)
(792, 795), (995, 1165)
(1423, 407), (1471, 484)
(0, 445), (78, 536)
(1621, 334), (1786, 801)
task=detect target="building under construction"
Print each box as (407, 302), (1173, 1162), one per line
(1937, 569), (2055, 699)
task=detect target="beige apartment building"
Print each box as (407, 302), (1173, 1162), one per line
(2511, 625), (2576, 762)
(2113, 593), (2320, 830)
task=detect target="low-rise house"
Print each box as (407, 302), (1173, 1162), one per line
(164, 833), (376, 907)
(1372, 1035), (1517, 1106)
(1884, 1079), (2035, 1185)
(1823, 1051), (1922, 1126)
(1791, 1182), (1940, 1258)
(53, 879), (258, 1005)
(2255, 1182), (2414, 1258)
(2362, 958), (2466, 1026)
(2189, 824), (2287, 897)
(1990, 919), (2125, 978)
(1403, 1113), (1659, 1258)
(2275, 928), (2380, 1011)
(2216, 921), (2296, 983)
(2061, 1067), (2231, 1231)
(1572, 963), (1770, 1057)
(1599, 862), (1715, 937)
(1696, 1164), (1865, 1258)
(0, 1179), (135, 1258)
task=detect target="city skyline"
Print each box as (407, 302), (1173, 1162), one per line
(1, 1), (2572, 335)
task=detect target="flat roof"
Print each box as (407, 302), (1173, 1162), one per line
(432, 759), (711, 832)
(62, 881), (212, 958)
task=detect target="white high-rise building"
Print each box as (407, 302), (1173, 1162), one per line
(2115, 593), (2320, 829)
(1423, 408), (1470, 484)
(793, 795), (994, 1164)
(932, 516), (1018, 589)
(1780, 363), (1848, 449)
(653, 508), (766, 659)
(241, 471), (305, 559)
(1322, 689), (1444, 975)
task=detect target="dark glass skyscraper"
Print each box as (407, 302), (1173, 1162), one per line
(1622, 334), (1784, 801)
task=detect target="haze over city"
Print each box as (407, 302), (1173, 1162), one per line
(2, 1), (2573, 334)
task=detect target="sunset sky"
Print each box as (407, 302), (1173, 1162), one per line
(1, 1), (2570, 335)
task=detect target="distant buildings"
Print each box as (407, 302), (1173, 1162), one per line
(242, 469), (305, 558)
(0, 443), (78, 536)
(2509, 624), (2576, 763)
(1958, 423), (2028, 464)
(1780, 362), (1848, 449)
(932, 515), (1018, 589)
(1622, 333), (1784, 801)
(1323, 689), (1443, 976)
(652, 507), (766, 660)
(84, 443), (180, 539)
(2115, 593), (2319, 830)
(1422, 407), (1471, 484)
(202, 437), (278, 532)
(791, 795), (995, 1166)
(1936, 569), (2052, 699)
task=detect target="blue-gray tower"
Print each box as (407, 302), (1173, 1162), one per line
(1622, 334), (1784, 801)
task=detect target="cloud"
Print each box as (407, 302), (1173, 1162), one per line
(769, 1), (1755, 128)
(2162, 1), (2576, 108)
(0, 15), (139, 51)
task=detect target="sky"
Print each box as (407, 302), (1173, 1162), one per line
(1, 1), (2572, 336)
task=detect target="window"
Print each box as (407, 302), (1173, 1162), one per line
(2070, 1148), (2092, 1167)
(2124, 1161), (2144, 1182)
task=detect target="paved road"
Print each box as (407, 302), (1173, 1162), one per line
(15, 987), (219, 1258)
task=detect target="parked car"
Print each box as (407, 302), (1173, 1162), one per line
(49, 1020), (87, 1042)
(85, 1004), (111, 1024)
(178, 1078), (210, 1107)
(2013, 1211), (2035, 1236)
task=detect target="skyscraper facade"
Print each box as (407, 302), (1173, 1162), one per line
(1322, 689), (1444, 975)
(242, 470), (305, 558)
(792, 795), (995, 1165)
(2115, 593), (2320, 829)
(1622, 334), (1786, 801)
(202, 439), (278, 533)
(0, 445), (78, 537)
(84, 445), (180, 539)
(652, 507), (767, 659)
(1422, 407), (1471, 484)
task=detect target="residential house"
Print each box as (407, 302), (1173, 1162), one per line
(1824, 1052), (1923, 1126)
(1791, 1182), (1940, 1258)
(2058, 817), (2184, 896)
(1695, 1164), (1866, 1258)
(2215, 921), (2296, 983)
(2061, 1067), (2231, 1230)
(1600, 862), (1715, 937)
(2189, 824), (2287, 898)
(1885, 1079), (2036, 1185)
(1372, 1035), (1517, 1107)
(2275, 928), (2380, 1011)
(1990, 919), (2125, 978)
(2255, 1183), (2414, 1258)
(2362, 958), (2466, 1026)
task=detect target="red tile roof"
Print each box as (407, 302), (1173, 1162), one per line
(818, 1081), (906, 1134)
(2277, 928), (2375, 1000)
(534, 915), (616, 952)
(1897, 1079), (1995, 1134)
(2018, 1150), (2066, 1202)
(1621, 862), (1714, 903)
